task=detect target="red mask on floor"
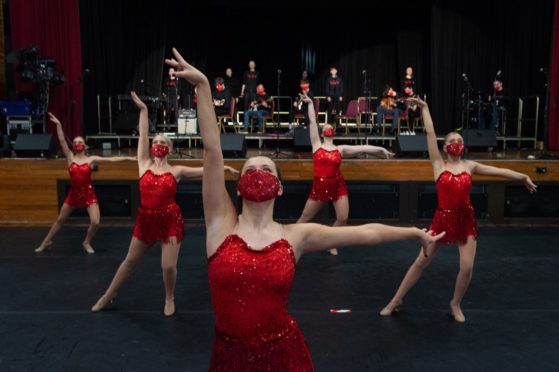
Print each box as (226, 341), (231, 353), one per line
(151, 144), (170, 158)
(73, 143), (85, 153)
(323, 127), (335, 137)
(446, 142), (465, 157)
(237, 169), (281, 202)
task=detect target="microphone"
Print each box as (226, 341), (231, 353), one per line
(495, 70), (502, 79)
(83, 68), (91, 74)
(277, 69), (282, 74)
(362, 70), (367, 76)
(462, 73), (468, 80)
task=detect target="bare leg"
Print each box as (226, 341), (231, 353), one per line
(380, 242), (442, 316)
(35, 204), (75, 252)
(82, 204), (100, 254)
(329, 196), (350, 255)
(296, 198), (326, 224)
(161, 238), (181, 316)
(450, 236), (477, 323)
(91, 237), (151, 312)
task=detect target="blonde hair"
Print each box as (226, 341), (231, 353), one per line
(153, 133), (173, 150)
(444, 131), (462, 144)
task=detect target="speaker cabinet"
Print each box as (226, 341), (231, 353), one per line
(14, 134), (56, 158)
(220, 134), (247, 158)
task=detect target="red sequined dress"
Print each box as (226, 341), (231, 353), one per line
(208, 234), (314, 371)
(132, 170), (184, 244)
(64, 162), (98, 208)
(309, 147), (348, 201)
(429, 170), (478, 245)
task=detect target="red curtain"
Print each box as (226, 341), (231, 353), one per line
(549, 0), (559, 150)
(9, 0), (83, 139)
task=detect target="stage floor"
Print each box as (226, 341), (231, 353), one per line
(1, 226), (557, 371)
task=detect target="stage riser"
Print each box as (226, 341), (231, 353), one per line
(1, 159), (558, 225)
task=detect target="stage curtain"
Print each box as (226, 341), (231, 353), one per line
(9, 0), (83, 139)
(549, 0), (559, 150)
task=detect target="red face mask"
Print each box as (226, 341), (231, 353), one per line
(151, 144), (170, 158)
(237, 169), (281, 202)
(388, 88), (396, 97)
(323, 127), (335, 138)
(257, 89), (265, 96)
(404, 87), (414, 96)
(73, 143), (85, 153)
(446, 142), (465, 157)
(216, 85), (224, 92)
(300, 84), (310, 91)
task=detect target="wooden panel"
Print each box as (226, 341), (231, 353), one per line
(1, 158), (558, 225)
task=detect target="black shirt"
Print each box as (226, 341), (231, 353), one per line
(212, 88), (231, 111)
(326, 76), (344, 97)
(224, 76), (241, 98)
(243, 70), (260, 92)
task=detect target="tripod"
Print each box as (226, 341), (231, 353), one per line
(268, 69), (290, 158)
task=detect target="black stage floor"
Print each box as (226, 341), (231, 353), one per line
(1, 226), (558, 371)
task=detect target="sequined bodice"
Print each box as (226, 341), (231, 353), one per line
(138, 170), (177, 209)
(436, 171), (472, 210)
(313, 147), (342, 178)
(68, 162), (92, 188)
(208, 234), (296, 340)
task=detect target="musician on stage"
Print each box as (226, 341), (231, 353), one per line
(480, 79), (505, 134)
(165, 67), (181, 124)
(288, 80), (314, 132)
(240, 83), (272, 133)
(376, 85), (403, 135)
(224, 67), (241, 104)
(240, 60), (260, 111)
(212, 77), (231, 117)
(326, 67), (344, 125)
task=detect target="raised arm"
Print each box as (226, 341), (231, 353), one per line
(48, 113), (72, 160)
(338, 145), (394, 159)
(289, 223), (445, 260)
(166, 48), (237, 252)
(130, 92), (151, 173)
(407, 97), (443, 175)
(469, 161), (537, 193)
(302, 94), (321, 151)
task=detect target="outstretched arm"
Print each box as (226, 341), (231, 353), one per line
(48, 113), (72, 160)
(89, 156), (136, 164)
(130, 92), (151, 173)
(338, 145), (394, 159)
(407, 97), (443, 176)
(470, 161), (537, 193)
(175, 165), (239, 181)
(301, 94), (321, 152)
(166, 48), (237, 253)
(289, 223), (444, 260)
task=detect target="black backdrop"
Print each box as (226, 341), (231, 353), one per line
(79, 0), (554, 135)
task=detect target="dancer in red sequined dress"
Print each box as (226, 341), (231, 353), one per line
(297, 94), (394, 255)
(92, 92), (238, 316)
(380, 97), (537, 323)
(166, 48), (445, 370)
(35, 113), (135, 254)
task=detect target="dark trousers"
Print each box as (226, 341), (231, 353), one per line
(327, 97), (342, 123)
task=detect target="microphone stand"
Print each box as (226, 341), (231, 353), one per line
(539, 67), (556, 159)
(269, 69), (290, 158)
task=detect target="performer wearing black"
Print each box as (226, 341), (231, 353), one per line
(240, 60), (260, 111)
(402, 66), (416, 93)
(480, 79), (504, 133)
(224, 67), (241, 103)
(240, 83), (272, 133)
(165, 67), (181, 124)
(402, 68), (421, 123)
(288, 80), (314, 131)
(212, 77), (231, 117)
(326, 67), (344, 124)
